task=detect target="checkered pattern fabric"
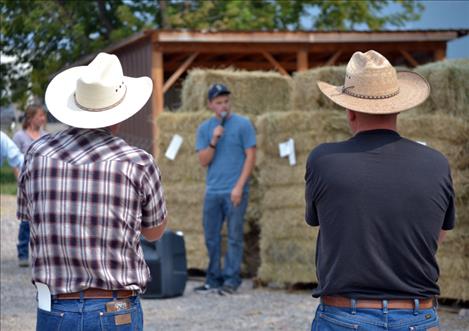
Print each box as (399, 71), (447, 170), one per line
(17, 128), (167, 295)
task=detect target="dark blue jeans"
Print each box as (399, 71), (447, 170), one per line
(312, 300), (439, 330)
(17, 220), (30, 260)
(203, 192), (248, 289)
(36, 296), (143, 331)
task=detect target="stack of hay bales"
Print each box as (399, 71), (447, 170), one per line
(181, 68), (294, 114)
(256, 111), (351, 285)
(398, 112), (469, 300)
(414, 59), (469, 118)
(157, 60), (468, 300)
(159, 69), (294, 272)
(157, 112), (212, 270)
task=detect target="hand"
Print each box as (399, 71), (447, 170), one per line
(231, 185), (243, 207)
(212, 125), (224, 144)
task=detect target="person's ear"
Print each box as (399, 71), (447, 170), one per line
(347, 109), (358, 133)
(347, 109), (356, 122)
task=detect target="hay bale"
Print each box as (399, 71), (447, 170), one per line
(398, 112), (469, 145)
(262, 185), (305, 210)
(256, 111), (350, 157)
(256, 110), (349, 286)
(257, 236), (317, 284)
(181, 68), (294, 114)
(293, 66), (346, 111)
(414, 59), (469, 117)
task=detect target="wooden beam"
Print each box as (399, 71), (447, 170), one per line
(399, 49), (419, 67)
(155, 30), (461, 44)
(151, 49), (164, 157)
(163, 52), (198, 93)
(297, 49), (308, 72)
(261, 51), (289, 76)
(160, 41), (448, 54)
(325, 50), (343, 66)
(164, 61), (298, 72)
(434, 48), (446, 61)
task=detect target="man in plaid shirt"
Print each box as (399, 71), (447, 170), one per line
(17, 53), (167, 330)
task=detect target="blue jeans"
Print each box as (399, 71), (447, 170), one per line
(17, 220), (30, 260)
(36, 296), (143, 331)
(312, 300), (439, 331)
(203, 192), (248, 289)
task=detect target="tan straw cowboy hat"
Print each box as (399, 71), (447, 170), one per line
(45, 52), (152, 128)
(317, 50), (430, 114)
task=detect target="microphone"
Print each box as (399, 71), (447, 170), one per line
(220, 112), (228, 127)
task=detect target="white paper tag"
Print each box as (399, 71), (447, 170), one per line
(288, 139), (296, 166)
(416, 140), (427, 146)
(36, 282), (51, 312)
(165, 134), (183, 160)
(278, 138), (296, 166)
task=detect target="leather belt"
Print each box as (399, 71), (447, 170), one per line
(322, 296), (434, 309)
(55, 288), (137, 300)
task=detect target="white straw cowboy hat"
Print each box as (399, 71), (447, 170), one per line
(317, 50), (430, 114)
(45, 52), (153, 128)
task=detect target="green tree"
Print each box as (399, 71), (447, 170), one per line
(0, 0), (155, 107)
(0, 0), (423, 107)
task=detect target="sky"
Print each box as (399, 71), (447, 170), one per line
(407, 0), (469, 59)
(300, 0), (469, 59)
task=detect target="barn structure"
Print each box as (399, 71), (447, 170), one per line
(71, 29), (468, 156)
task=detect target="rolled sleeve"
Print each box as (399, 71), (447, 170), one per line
(141, 162), (167, 228)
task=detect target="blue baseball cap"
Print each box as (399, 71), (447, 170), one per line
(208, 84), (231, 101)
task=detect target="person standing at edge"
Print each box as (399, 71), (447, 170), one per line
(17, 52), (168, 331)
(305, 50), (454, 331)
(0, 130), (23, 177)
(13, 104), (48, 267)
(194, 84), (256, 295)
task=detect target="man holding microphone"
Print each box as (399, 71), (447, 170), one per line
(195, 84), (256, 295)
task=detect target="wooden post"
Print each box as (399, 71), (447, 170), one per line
(151, 49), (164, 157)
(297, 49), (308, 72)
(434, 48), (445, 61)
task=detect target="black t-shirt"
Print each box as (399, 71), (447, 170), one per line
(305, 129), (455, 299)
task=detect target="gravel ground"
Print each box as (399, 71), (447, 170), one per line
(1, 194), (468, 330)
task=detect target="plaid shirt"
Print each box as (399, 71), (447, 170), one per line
(17, 128), (167, 295)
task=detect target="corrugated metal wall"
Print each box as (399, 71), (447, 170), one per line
(115, 38), (154, 154)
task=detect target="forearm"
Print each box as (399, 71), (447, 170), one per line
(198, 127), (222, 167)
(235, 148), (256, 189)
(13, 167), (20, 179)
(198, 147), (216, 167)
(438, 230), (447, 244)
(142, 217), (168, 242)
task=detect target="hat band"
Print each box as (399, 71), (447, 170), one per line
(342, 86), (400, 100)
(74, 86), (127, 112)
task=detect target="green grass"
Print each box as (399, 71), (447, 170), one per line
(0, 164), (18, 195)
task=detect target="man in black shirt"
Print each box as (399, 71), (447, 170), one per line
(305, 50), (455, 330)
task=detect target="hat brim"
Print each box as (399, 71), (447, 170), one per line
(45, 66), (152, 129)
(317, 71), (430, 114)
